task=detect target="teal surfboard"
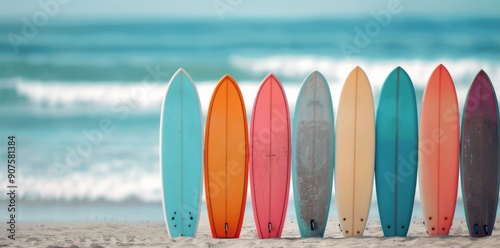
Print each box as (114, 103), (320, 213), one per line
(160, 68), (203, 237)
(375, 67), (418, 236)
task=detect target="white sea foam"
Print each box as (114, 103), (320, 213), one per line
(230, 55), (500, 111)
(229, 55), (500, 87)
(5, 78), (302, 116)
(6, 57), (500, 116)
(12, 79), (166, 110)
(9, 166), (162, 203)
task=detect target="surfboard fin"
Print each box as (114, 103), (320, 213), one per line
(474, 224), (479, 235)
(310, 219), (315, 231)
(268, 222), (272, 233)
(484, 225), (489, 235)
(225, 223), (228, 234)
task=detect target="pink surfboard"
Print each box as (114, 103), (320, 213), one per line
(250, 73), (291, 239)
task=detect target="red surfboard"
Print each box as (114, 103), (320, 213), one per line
(419, 64), (460, 236)
(250, 73), (291, 239)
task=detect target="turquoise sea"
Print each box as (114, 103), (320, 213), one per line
(0, 17), (499, 221)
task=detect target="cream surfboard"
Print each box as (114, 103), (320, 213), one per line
(335, 66), (375, 237)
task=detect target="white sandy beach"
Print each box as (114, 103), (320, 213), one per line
(2, 217), (499, 247)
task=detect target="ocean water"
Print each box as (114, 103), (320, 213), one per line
(0, 18), (499, 222)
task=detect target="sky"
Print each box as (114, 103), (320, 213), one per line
(0, 0), (500, 21)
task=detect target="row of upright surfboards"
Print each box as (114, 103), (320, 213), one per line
(160, 65), (500, 239)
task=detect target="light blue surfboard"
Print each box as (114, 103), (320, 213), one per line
(375, 67), (418, 236)
(292, 71), (335, 237)
(160, 68), (203, 237)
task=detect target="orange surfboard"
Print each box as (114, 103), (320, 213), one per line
(419, 64), (460, 236)
(204, 74), (249, 238)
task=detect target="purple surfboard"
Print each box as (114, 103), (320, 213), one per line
(460, 70), (500, 237)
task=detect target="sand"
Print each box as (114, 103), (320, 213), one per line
(2, 217), (499, 247)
